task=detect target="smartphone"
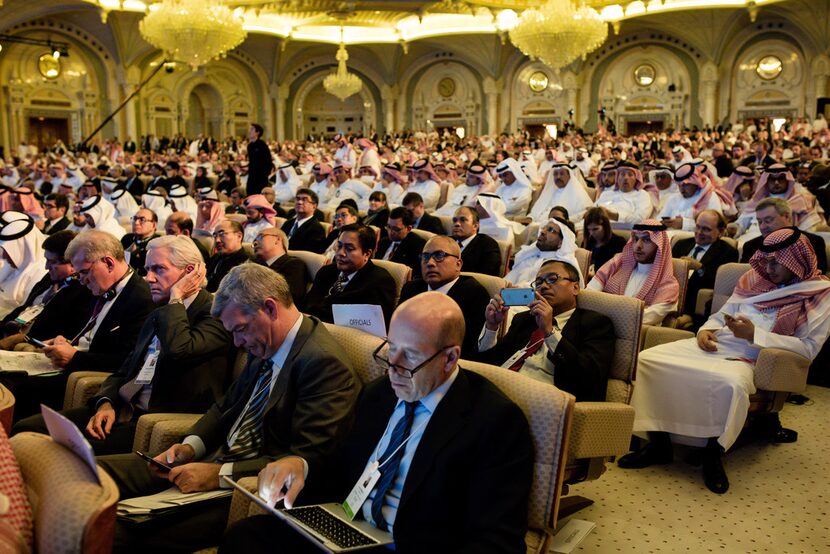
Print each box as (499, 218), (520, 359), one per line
(135, 450), (173, 473)
(500, 288), (535, 307)
(24, 336), (46, 348)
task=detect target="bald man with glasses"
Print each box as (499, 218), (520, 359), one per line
(398, 236), (490, 357)
(477, 260), (616, 401)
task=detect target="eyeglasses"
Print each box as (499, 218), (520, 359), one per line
(532, 273), (576, 289)
(131, 216), (151, 224)
(385, 224), (407, 233)
(418, 250), (459, 263)
(372, 340), (452, 379)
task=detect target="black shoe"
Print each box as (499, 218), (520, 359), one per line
(618, 442), (673, 469)
(702, 452), (729, 494)
(770, 427), (798, 443)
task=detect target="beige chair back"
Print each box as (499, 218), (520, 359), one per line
(273, 216), (287, 229)
(664, 257), (690, 326)
(670, 231), (694, 249)
(460, 271), (506, 300)
(372, 259), (412, 304)
(437, 215), (453, 235)
(226, 213), (247, 225)
(241, 243), (254, 259)
(495, 239), (513, 277)
(320, 221), (333, 235)
(0, 384), (14, 434)
(323, 323), (387, 384)
(438, 182), (452, 208)
(612, 229), (630, 241)
(191, 233), (214, 255)
(11, 433), (119, 554)
(288, 249), (327, 281)
(411, 228), (435, 242)
(574, 248), (591, 281)
(586, 186), (598, 201)
(460, 360), (574, 533)
(576, 289), (644, 403)
(711, 262), (751, 314)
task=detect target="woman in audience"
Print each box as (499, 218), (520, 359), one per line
(216, 168), (237, 197)
(361, 190), (389, 229)
(582, 207), (626, 279)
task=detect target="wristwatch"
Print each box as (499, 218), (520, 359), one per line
(169, 298), (184, 306)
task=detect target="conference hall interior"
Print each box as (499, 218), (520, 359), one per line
(0, 0), (828, 552)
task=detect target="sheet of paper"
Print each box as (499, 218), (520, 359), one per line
(332, 304), (386, 338)
(550, 519), (596, 553)
(117, 486), (232, 516)
(0, 351), (57, 376)
(41, 404), (100, 484)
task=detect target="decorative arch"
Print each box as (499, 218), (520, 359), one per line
(507, 59), (569, 132)
(582, 33), (702, 131)
(285, 64), (383, 140)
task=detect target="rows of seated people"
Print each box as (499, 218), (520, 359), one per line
(0, 124), (829, 551)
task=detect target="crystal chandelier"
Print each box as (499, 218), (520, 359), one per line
(323, 32), (363, 102)
(139, 0), (247, 70)
(508, 0), (608, 72)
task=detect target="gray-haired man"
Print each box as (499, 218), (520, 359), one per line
(96, 263), (361, 552)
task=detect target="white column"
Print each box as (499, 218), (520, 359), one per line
(380, 85), (397, 135)
(274, 84), (289, 142)
(483, 77), (499, 134)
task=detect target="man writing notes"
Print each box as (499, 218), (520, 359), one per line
(220, 292), (533, 553)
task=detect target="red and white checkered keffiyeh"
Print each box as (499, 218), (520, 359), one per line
(0, 425), (33, 550)
(592, 219), (679, 306)
(745, 165), (820, 228)
(736, 228), (830, 335)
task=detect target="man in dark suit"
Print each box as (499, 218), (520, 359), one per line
(1, 230), (93, 346)
(146, 163), (168, 193)
(219, 292), (533, 553)
(478, 260), (615, 401)
(13, 235), (233, 454)
(253, 227), (308, 308)
(206, 220), (250, 292)
(124, 137), (137, 154)
(41, 193), (71, 234)
(739, 140), (777, 168)
(452, 206), (503, 276)
(398, 235), (489, 358)
(246, 123), (272, 196)
(671, 210), (739, 320)
(123, 165), (145, 200)
(403, 192), (445, 235)
(121, 208), (162, 276)
(281, 188), (327, 253)
(375, 207), (426, 278)
(305, 223), (397, 326)
(97, 264), (361, 551)
(741, 197), (827, 272)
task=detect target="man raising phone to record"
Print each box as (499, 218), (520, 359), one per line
(13, 235), (234, 455)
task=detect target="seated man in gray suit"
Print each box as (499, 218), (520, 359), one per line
(14, 235), (234, 454)
(96, 263), (361, 552)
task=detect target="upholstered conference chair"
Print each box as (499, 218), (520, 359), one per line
(372, 258), (412, 305)
(11, 432), (119, 553)
(287, 249), (326, 282)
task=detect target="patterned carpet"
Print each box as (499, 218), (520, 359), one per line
(560, 385), (830, 553)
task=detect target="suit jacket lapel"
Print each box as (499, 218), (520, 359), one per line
(264, 316), (314, 414)
(398, 369), (472, 511)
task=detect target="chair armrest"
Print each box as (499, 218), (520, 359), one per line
(695, 289), (714, 316)
(754, 348), (811, 392)
(132, 413), (202, 454)
(568, 402), (635, 459)
(640, 325), (695, 351)
(227, 476), (266, 528)
(63, 371), (110, 410)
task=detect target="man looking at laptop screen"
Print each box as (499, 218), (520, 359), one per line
(219, 292), (534, 553)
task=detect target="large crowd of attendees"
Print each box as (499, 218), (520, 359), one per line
(0, 116), (829, 551)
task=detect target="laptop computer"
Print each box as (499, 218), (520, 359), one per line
(222, 476), (393, 553)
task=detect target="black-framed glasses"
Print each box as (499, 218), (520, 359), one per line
(418, 251), (459, 263)
(372, 340), (451, 379)
(131, 216), (151, 224)
(532, 272), (575, 289)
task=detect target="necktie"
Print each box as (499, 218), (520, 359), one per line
(288, 221), (299, 238)
(371, 401), (420, 531)
(218, 359), (275, 462)
(385, 241), (399, 261)
(328, 272), (349, 296)
(70, 297), (105, 346)
(691, 245), (704, 260)
(507, 328), (548, 371)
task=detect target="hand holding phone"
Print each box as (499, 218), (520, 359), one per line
(135, 450), (173, 473)
(24, 336), (46, 348)
(500, 288), (535, 307)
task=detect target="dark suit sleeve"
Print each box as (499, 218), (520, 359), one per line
(480, 238), (503, 276)
(474, 313), (534, 366)
(278, 259), (309, 309)
(154, 299), (230, 362)
(398, 281), (418, 305)
(550, 311), (615, 401)
(456, 399), (532, 554)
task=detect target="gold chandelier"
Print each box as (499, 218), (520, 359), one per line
(323, 32), (363, 102)
(508, 0), (608, 72)
(139, 0), (247, 70)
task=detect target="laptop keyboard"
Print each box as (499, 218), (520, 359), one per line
(289, 506), (379, 548)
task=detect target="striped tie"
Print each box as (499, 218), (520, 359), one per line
(218, 359), (274, 463)
(370, 401), (420, 531)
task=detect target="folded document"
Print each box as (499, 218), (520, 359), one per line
(0, 351), (58, 376)
(118, 486), (232, 518)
